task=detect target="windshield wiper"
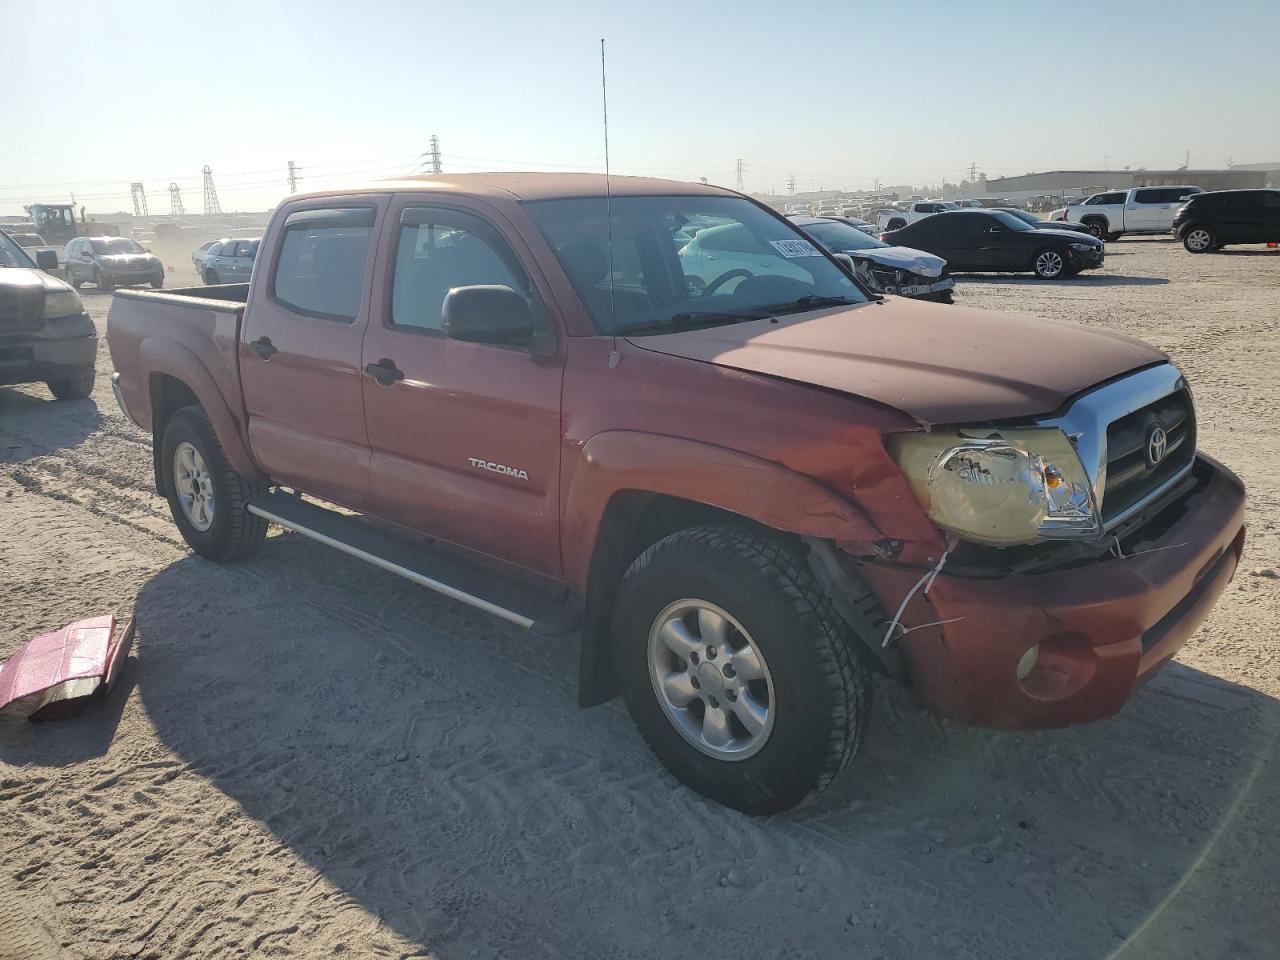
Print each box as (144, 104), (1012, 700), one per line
(616, 309), (772, 336)
(770, 295), (860, 314)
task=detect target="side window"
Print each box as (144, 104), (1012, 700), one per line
(208, 242), (223, 257)
(391, 208), (530, 333)
(272, 207), (375, 322)
(1133, 189), (1160, 204)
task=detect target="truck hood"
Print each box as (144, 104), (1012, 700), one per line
(627, 299), (1165, 425)
(0, 266), (73, 294)
(850, 245), (946, 278)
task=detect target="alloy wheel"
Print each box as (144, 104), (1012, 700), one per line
(174, 441), (215, 531)
(1035, 250), (1065, 278)
(647, 599), (775, 760)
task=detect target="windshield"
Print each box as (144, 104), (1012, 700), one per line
(799, 220), (887, 252)
(992, 211), (1034, 232)
(0, 231), (37, 268)
(526, 195), (868, 335)
(91, 238), (145, 255)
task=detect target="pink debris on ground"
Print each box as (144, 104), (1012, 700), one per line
(0, 616), (135, 721)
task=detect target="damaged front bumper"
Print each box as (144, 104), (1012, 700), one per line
(853, 454), (1246, 728)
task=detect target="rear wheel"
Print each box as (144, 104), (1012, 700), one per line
(1183, 225), (1215, 253)
(1033, 248), (1066, 279)
(1083, 218), (1107, 240)
(205, 268), (219, 285)
(613, 525), (871, 814)
(160, 405), (267, 561)
(46, 372), (94, 400)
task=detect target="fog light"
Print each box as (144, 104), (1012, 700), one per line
(1015, 643), (1040, 681)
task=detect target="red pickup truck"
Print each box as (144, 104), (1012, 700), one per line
(107, 174), (1246, 813)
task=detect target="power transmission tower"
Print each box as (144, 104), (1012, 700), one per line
(202, 165), (222, 215)
(130, 182), (149, 217)
(967, 161), (977, 183)
(735, 158), (745, 191)
(168, 183), (185, 216)
(419, 135), (442, 174)
(287, 160), (300, 194)
(787, 174), (796, 195)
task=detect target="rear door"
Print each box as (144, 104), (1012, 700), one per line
(359, 197), (566, 576)
(1261, 191), (1280, 242)
(240, 197), (387, 510)
(1128, 188), (1177, 231)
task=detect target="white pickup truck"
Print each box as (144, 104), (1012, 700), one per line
(1061, 186), (1202, 240)
(876, 200), (958, 232)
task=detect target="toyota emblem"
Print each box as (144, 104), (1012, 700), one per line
(1146, 424), (1169, 467)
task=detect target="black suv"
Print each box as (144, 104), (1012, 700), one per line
(1173, 189), (1280, 253)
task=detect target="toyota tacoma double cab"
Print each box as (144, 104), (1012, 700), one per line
(107, 174), (1246, 814)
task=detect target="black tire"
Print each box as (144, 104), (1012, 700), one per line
(160, 404), (267, 562)
(68, 270), (82, 290)
(1182, 224), (1216, 254)
(205, 268), (219, 285)
(46, 372), (94, 400)
(94, 269), (112, 291)
(1032, 247), (1068, 279)
(1106, 232), (1123, 242)
(1082, 218), (1107, 240)
(612, 524), (872, 814)
(150, 275), (164, 289)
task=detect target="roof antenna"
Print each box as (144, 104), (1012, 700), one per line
(601, 38), (620, 370)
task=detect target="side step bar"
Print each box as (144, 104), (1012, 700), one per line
(246, 492), (581, 636)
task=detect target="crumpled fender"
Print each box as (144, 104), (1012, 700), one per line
(561, 430), (884, 593)
(138, 336), (258, 477)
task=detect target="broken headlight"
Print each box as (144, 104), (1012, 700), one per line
(888, 427), (1100, 545)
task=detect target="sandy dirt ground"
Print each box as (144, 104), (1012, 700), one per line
(2, 239), (1278, 960)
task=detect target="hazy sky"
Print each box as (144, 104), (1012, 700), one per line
(4, 0), (1278, 215)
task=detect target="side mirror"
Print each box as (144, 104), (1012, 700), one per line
(36, 250), (59, 271)
(442, 285), (537, 348)
(832, 252), (856, 274)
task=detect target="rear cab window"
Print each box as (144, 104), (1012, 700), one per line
(272, 207), (376, 322)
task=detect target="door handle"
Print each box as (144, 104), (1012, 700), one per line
(365, 359), (405, 386)
(248, 336), (277, 359)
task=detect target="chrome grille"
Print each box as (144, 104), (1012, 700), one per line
(1102, 387), (1195, 524)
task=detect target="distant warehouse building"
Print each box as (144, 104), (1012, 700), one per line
(984, 168), (1271, 202)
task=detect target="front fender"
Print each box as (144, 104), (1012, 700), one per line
(138, 336), (259, 478)
(561, 430), (884, 594)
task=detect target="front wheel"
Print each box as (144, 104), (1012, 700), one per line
(1083, 219), (1107, 239)
(94, 269), (112, 291)
(1183, 225), (1216, 253)
(613, 525), (871, 814)
(1033, 248), (1067, 279)
(204, 269), (219, 285)
(160, 405), (267, 562)
(150, 275), (164, 288)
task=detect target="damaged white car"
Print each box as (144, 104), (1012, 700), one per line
(789, 215), (955, 303)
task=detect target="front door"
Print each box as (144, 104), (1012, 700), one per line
(1127, 188), (1171, 232)
(360, 199), (565, 576)
(239, 198), (386, 510)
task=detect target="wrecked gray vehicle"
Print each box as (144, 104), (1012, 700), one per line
(788, 215), (955, 303)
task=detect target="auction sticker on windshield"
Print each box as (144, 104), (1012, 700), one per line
(770, 238), (821, 258)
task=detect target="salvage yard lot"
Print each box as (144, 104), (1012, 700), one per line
(2, 238), (1278, 959)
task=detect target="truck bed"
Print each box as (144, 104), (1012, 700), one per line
(106, 283), (250, 437)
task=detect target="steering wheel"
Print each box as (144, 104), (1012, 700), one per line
(703, 269), (753, 296)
